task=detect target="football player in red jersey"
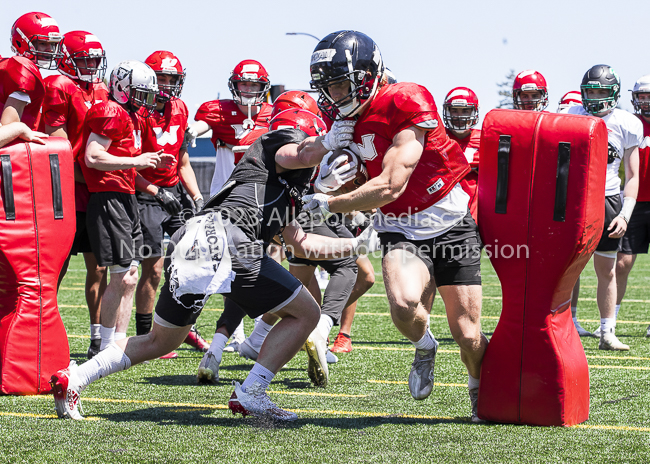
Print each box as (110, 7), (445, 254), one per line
(0, 122), (46, 146)
(133, 50), (209, 355)
(512, 70), (549, 112)
(557, 91), (582, 113)
(301, 31), (486, 421)
(1, 12), (63, 129)
(42, 30), (110, 359)
(187, 59), (273, 196)
(443, 87), (481, 223)
(79, 60), (174, 352)
(616, 75), (650, 338)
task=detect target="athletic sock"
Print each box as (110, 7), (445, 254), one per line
(247, 320), (274, 352)
(468, 374), (480, 390)
(316, 314), (335, 341)
(614, 304), (621, 327)
(114, 332), (126, 341)
(601, 317), (616, 334)
(90, 324), (101, 340)
(242, 362), (275, 392)
(100, 325), (115, 350)
(208, 333), (229, 363)
(413, 328), (436, 352)
(571, 306), (577, 318)
(231, 321), (245, 343)
(135, 313), (153, 336)
(76, 343), (132, 391)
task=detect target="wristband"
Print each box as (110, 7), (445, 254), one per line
(193, 194), (203, 201)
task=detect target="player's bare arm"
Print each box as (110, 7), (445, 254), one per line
(0, 121), (47, 148)
(328, 126), (426, 213)
(609, 145), (640, 238)
(279, 220), (363, 260)
(45, 122), (68, 139)
(0, 96), (28, 126)
(85, 133), (162, 171)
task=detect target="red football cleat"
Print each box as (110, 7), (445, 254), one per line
(184, 325), (210, 352)
(159, 351), (178, 359)
(330, 333), (352, 353)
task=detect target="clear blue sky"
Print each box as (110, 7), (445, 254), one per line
(3, 0), (648, 125)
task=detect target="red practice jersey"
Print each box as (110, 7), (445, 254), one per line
(80, 100), (141, 194)
(448, 128), (481, 222)
(0, 56), (45, 130)
(138, 98), (189, 187)
(43, 74), (109, 211)
(353, 82), (469, 216)
(637, 116), (650, 202)
(195, 99), (272, 152)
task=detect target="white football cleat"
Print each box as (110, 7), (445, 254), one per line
(409, 339), (439, 401)
(223, 340), (242, 353)
(326, 349), (338, 364)
(238, 339), (259, 361)
(304, 329), (329, 388)
(469, 387), (485, 423)
(228, 381), (297, 421)
(592, 325), (603, 338)
(646, 325), (650, 338)
(599, 331), (630, 351)
(50, 361), (84, 420)
(197, 352), (220, 384)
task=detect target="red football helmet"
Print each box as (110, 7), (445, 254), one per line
(271, 91), (320, 119)
(269, 109), (327, 137)
(443, 87), (480, 131)
(58, 31), (106, 83)
(145, 50), (186, 103)
(10, 12), (63, 70)
(513, 70), (548, 111)
(557, 91), (582, 113)
(228, 59), (270, 106)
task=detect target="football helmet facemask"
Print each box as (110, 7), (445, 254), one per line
(631, 75), (650, 117)
(58, 31), (107, 83)
(145, 50), (186, 103)
(228, 60), (270, 106)
(109, 60), (158, 115)
(580, 64), (620, 115)
(10, 12), (63, 70)
(513, 70), (548, 111)
(443, 87), (480, 131)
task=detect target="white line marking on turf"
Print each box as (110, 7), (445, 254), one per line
(368, 379), (466, 387)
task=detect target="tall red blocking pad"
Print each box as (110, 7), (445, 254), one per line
(0, 138), (75, 395)
(476, 109), (607, 426)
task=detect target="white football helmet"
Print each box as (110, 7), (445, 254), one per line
(109, 60), (158, 113)
(631, 75), (650, 116)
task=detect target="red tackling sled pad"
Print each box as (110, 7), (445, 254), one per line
(476, 109), (607, 426)
(0, 138), (75, 395)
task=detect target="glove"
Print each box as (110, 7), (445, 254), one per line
(194, 196), (204, 212)
(185, 126), (198, 148)
(314, 152), (358, 193)
(321, 120), (356, 151)
(351, 224), (380, 255)
(302, 193), (333, 220)
(154, 188), (182, 215)
(350, 211), (369, 228)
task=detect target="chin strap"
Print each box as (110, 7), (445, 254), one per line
(243, 103), (255, 130)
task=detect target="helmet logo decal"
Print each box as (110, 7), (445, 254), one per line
(310, 49), (337, 64)
(85, 34), (100, 43)
(39, 17), (58, 27)
(161, 57), (178, 71)
(517, 70), (537, 78)
(241, 64), (260, 73)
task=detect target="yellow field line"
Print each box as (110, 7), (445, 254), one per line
(586, 354), (650, 361)
(368, 379), (466, 387)
(267, 390), (367, 398)
(17, 395), (650, 431)
(589, 365), (650, 370)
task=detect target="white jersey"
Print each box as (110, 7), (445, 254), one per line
(209, 146), (236, 197)
(568, 106), (643, 196)
(374, 183), (469, 240)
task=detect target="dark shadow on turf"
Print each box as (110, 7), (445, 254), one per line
(140, 373), (311, 388)
(97, 407), (478, 429)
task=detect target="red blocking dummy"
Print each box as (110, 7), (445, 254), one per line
(0, 138), (75, 395)
(476, 109), (607, 426)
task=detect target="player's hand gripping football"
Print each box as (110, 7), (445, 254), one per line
(302, 193), (333, 220)
(314, 151), (358, 193)
(321, 120), (356, 151)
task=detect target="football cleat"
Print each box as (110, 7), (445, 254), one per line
(599, 332), (630, 351)
(184, 325), (210, 352)
(50, 361), (84, 420)
(326, 349), (338, 364)
(197, 352), (220, 384)
(408, 339), (439, 400)
(238, 339), (259, 361)
(573, 321), (593, 337)
(159, 351), (178, 359)
(469, 387), (485, 423)
(223, 340), (242, 353)
(304, 329), (329, 388)
(592, 325), (603, 338)
(330, 332), (352, 353)
(87, 339), (101, 360)
(228, 381), (297, 421)
(646, 324), (650, 338)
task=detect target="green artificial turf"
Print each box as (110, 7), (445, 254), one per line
(1, 254), (650, 463)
